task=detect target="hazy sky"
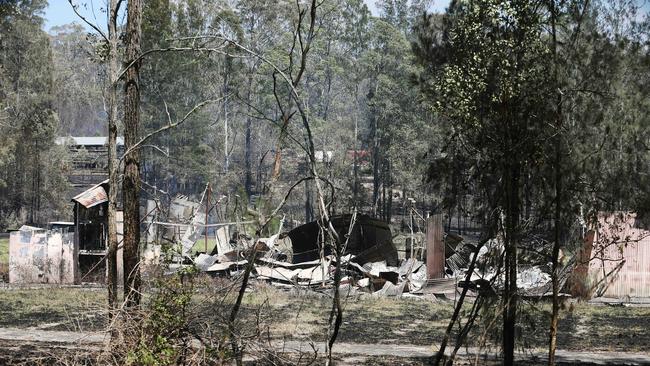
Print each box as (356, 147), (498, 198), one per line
(42, 0), (452, 32)
(42, 0), (649, 33)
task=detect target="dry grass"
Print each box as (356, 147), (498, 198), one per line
(1, 281), (650, 356)
(0, 238), (8, 265)
(0, 288), (106, 331)
(0, 238), (8, 282)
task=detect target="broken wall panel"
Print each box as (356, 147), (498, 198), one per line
(426, 214), (445, 279)
(9, 226), (76, 284)
(580, 213), (650, 298)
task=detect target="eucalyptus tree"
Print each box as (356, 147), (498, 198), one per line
(418, 1), (554, 363)
(0, 0), (68, 228)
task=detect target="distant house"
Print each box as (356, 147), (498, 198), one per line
(55, 136), (124, 195)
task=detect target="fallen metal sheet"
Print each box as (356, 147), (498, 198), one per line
(181, 212), (206, 256)
(194, 254), (218, 271)
(363, 261), (399, 277)
(398, 258), (423, 276)
(420, 277), (459, 295)
(255, 265), (300, 282)
(256, 257), (322, 269)
(287, 214), (398, 265)
(408, 264), (428, 292)
(357, 278), (370, 287)
(207, 260), (247, 272)
(214, 226), (232, 255)
(373, 281), (406, 297)
(296, 261), (330, 284)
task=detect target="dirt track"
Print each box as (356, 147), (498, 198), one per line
(0, 327), (649, 365)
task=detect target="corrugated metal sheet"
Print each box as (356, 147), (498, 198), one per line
(426, 214), (445, 279)
(72, 180), (108, 208)
(55, 136), (124, 146)
(586, 212), (650, 298)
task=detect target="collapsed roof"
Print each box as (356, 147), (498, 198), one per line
(287, 214), (399, 266)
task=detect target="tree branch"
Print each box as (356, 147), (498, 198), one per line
(67, 0), (109, 42)
(119, 96), (227, 164)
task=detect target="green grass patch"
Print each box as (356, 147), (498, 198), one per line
(191, 237), (216, 254)
(0, 238), (8, 266)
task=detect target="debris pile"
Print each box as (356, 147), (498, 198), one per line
(172, 215), (431, 297)
(168, 213), (567, 299)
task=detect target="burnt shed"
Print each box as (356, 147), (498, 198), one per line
(72, 180), (123, 283)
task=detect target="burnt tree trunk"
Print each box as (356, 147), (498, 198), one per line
(122, 0), (143, 307)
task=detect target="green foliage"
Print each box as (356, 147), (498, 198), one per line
(0, 0), (70, 228)
(127, 266), (223, 365)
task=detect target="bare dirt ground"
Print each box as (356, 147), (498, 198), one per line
(1, 284), (650, 364)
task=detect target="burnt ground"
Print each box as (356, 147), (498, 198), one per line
(0, 284), (650, 364)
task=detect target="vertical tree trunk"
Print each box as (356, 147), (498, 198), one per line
(372, 112), (380, 216)
(548, 1), (564, 363)
(503, 161), (520, 366)
(123, 0), (143, 307)
(106, 0), (120, 315)
(223, 57), (230, 173)
(353, 101), (359, 208)
(244, 75), (253, 196)
(387, 159), (393, 224)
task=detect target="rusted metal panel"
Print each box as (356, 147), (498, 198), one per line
(426, 214), (445, 279)
(71, 180), (108, 208)
(585, 213), (650, 298)
(567, 230), (595, 299)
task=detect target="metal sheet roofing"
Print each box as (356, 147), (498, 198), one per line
(55, 136), (124, 146)
(72, 180), (109, 208)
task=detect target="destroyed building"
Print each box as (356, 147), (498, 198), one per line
(55, 136), (124, 196)
(286, 214), (399, 265)
(72, 180), (124, 283)
(9, 181), (124, 285)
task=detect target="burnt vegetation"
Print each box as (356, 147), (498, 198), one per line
(1, 0), (650, 365)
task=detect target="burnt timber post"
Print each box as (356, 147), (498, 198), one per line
(426, 214), (445, 279)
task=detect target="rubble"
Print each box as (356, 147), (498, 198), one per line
(287, 214), (398, 265)
(163, 213), (564, 300)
